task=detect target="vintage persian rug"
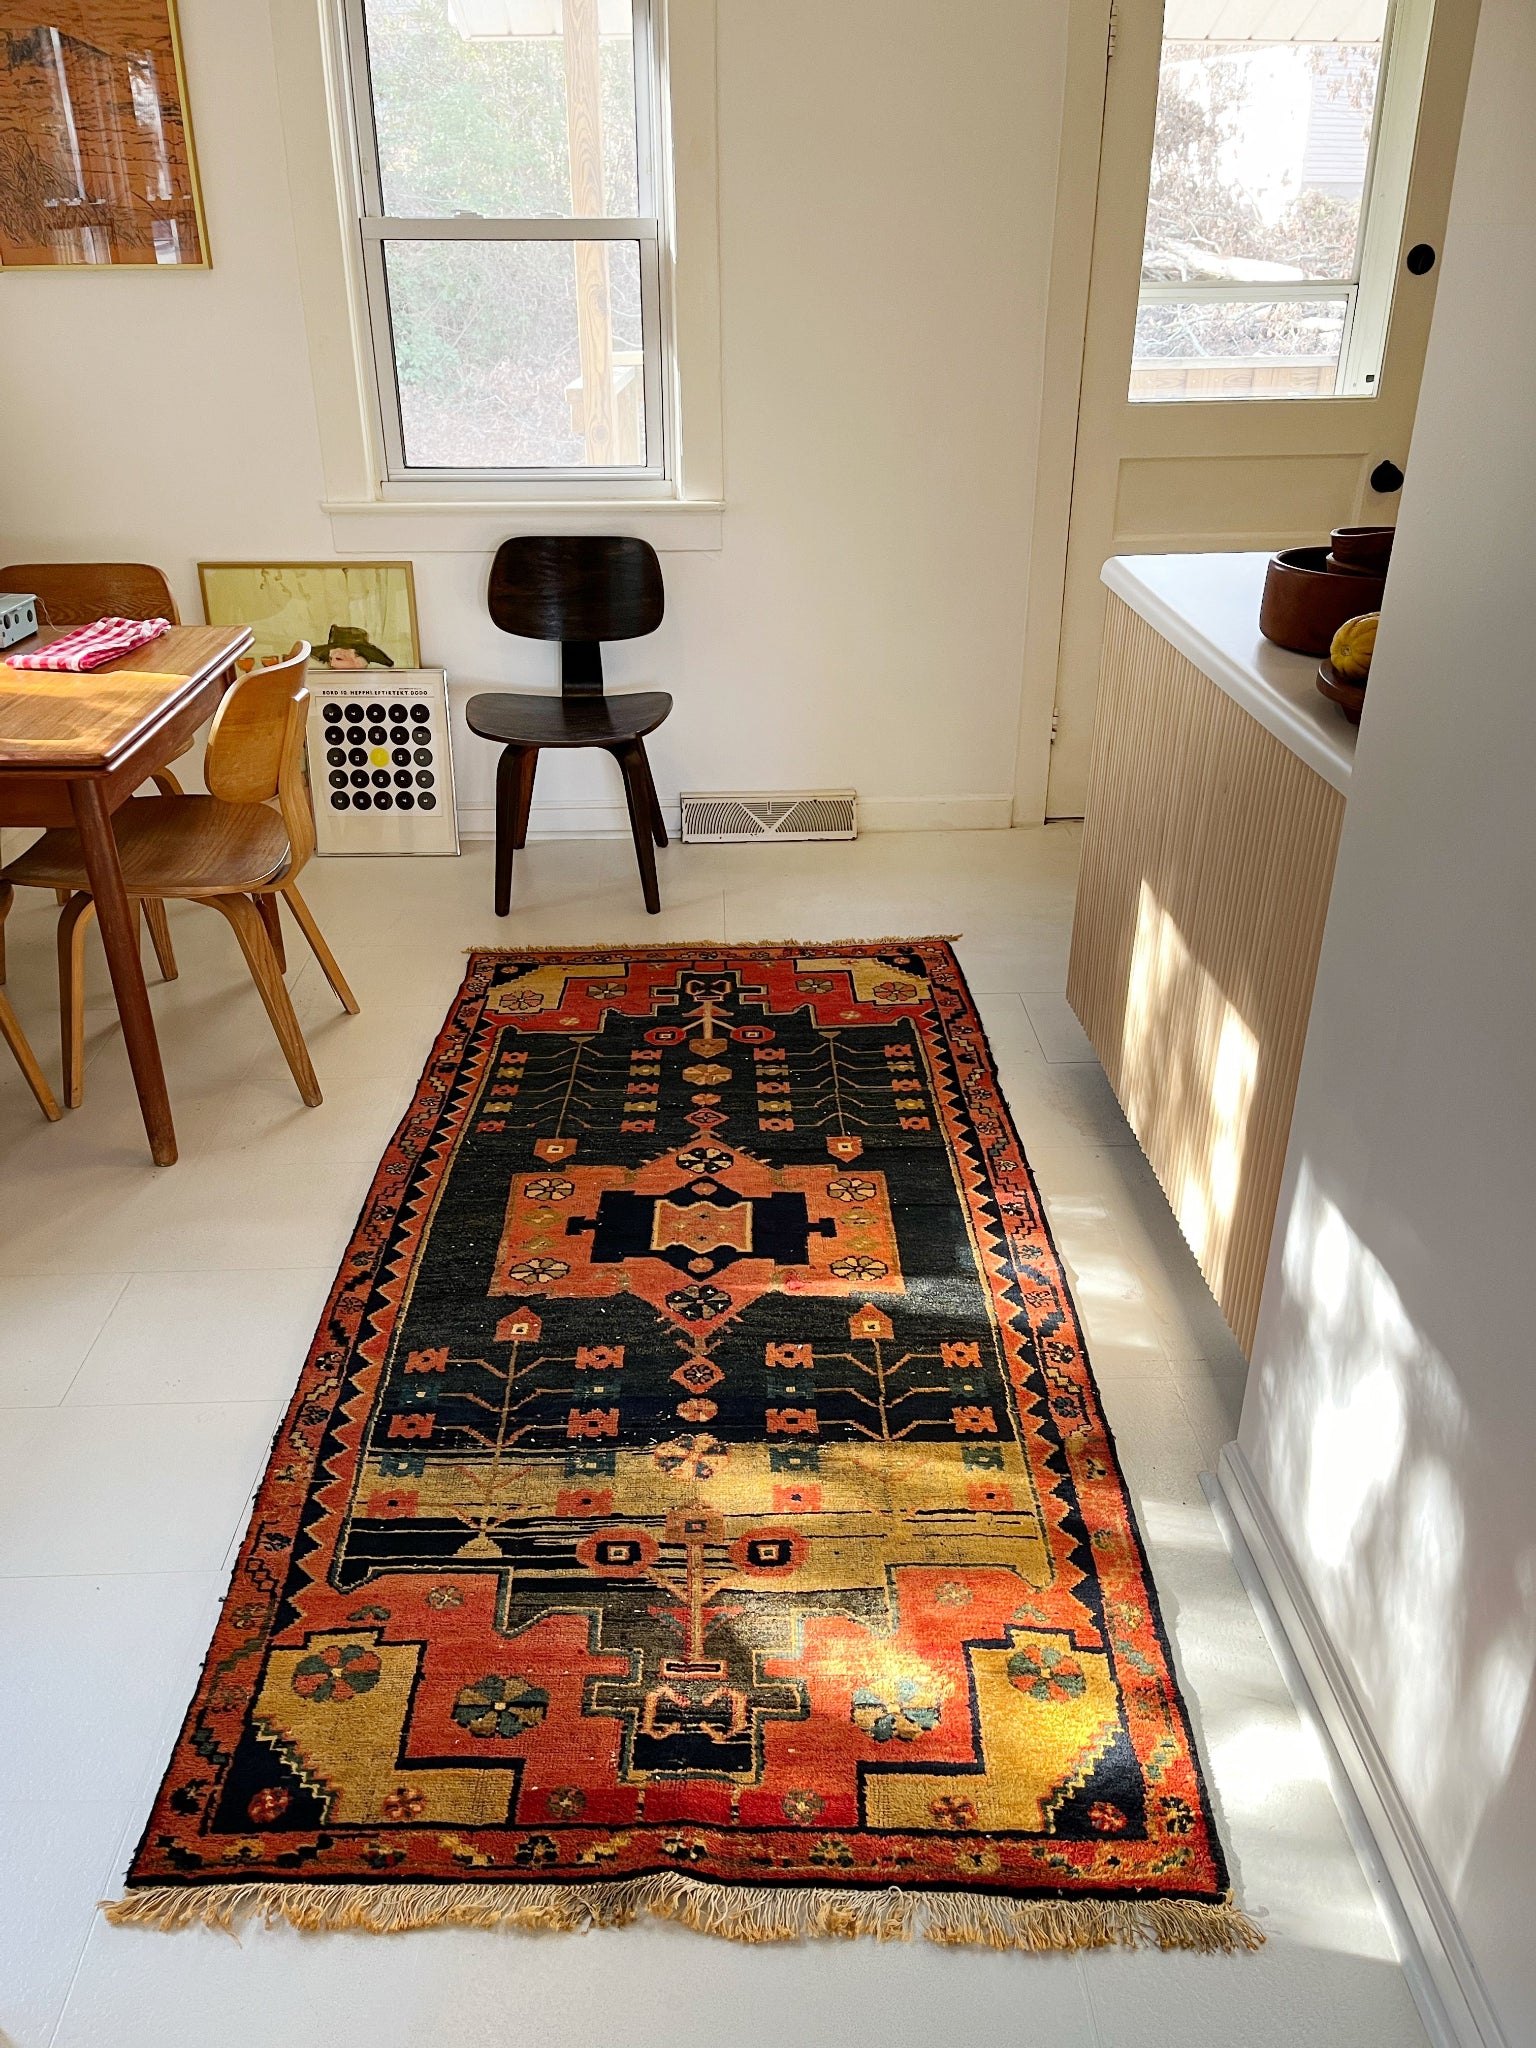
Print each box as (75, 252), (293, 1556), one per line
(111, 941), (1256, 1952)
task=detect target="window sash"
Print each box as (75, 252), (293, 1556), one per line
(361, 232), (665, 481)
(359, 216), (658, 241)
(1137, 280), (1357, 303)
(1132, 0), (1431, 404)
(339, 0), (668, 483)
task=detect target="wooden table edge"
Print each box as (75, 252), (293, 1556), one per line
(0, 626), (255, 777)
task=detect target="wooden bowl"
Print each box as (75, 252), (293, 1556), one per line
(1317, 658), (1366, 725)
(1330, 524), (1395, 571)
(1260, 547), (1387, 655)
(1325, 553), (1385, 576)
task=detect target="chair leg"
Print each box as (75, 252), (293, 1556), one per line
(255, 892), (286, 973)
(0, 987), (61, 1121)
(277, 882), (360, 1014)
(141, 898), (178, 981)
(203, 893), (322, 1107)
(494, 746), (523, 916)
(57, 891), (96, 1110)
(637, 747), (669, 848)
(150, 768), (184, 797)
(614, 743), (662, 915)
(513, 746), (538, 850)
(0, 880), (11, 984)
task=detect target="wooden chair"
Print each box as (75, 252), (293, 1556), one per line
(2, 561), (185, 980)
(466, 536), (671, 915)
(0, 644), (358, 1109)
(1, 561), (182, 632)
(0, 984), (62, 1123)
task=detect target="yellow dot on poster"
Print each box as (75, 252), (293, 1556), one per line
(370, 747), (389, 767)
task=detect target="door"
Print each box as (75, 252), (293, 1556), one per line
(1042, 0), (1478, 818)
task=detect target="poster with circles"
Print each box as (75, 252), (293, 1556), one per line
(308, 669), (459, 856)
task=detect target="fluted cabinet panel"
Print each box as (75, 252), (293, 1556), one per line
(1067, 596), (1345, 1356)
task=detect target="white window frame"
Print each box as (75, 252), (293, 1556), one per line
(1133, 0), (1437, 403)
(338, 0), (670, 485)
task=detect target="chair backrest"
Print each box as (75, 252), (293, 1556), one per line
(204, 643), (315, 871)
(487, 537), (663, 699)
(1, 562), (180, 629)
(487, 536), (663, 645)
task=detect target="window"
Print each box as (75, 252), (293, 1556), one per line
(342, 0), (665, 480)
(1131, 0), (1429, 402)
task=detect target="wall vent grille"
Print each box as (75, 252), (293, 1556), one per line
(679, 790), (858, 843)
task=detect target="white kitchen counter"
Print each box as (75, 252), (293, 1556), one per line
(1101, 551), (1357, 794)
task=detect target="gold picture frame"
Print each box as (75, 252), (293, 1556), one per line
(199, 562), (422, 675)
(0, 1), (211, 270)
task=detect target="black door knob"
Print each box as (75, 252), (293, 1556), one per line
(1371, 459), (1405, 494)
(1406, 243), (1436, 275)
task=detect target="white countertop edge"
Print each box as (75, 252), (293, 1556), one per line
(1102, 554), (1354, 794)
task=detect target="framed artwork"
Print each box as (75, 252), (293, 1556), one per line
(308, 668), (459, 858)
(199, 562), (421, 674)
(0, 2), (210, 269)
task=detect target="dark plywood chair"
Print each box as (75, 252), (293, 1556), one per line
(466, 536), (671, 915)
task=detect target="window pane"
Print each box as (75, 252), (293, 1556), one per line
(383, 238), (647, 467)
(361, 0), (639, 219)
(1130, 297), (1348, 402)
(1143, 27), (1384, 289)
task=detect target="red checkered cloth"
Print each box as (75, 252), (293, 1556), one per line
(7, 616), (172, 672)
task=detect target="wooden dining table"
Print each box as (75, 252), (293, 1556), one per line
(0, 622), (254, 1165)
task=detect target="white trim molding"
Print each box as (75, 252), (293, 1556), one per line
(1209, 1445), (1510, 2048)
(1011, 0), (1114, 830)
(456, 793), (1015, 841)
(323, 498), (723, 555)
(856, 795), (1014, 835)
(458, 798), (673, 842)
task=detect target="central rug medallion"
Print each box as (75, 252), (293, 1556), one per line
(113, 942), (1255, 1952)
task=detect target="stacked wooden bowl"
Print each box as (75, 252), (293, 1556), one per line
(1259, 525), (1394, 655)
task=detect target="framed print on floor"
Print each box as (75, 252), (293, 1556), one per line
(199, 562), (420, 675)
(309, 669), (459, 857)
(0, 3), (210, 268)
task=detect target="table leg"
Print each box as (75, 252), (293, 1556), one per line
(70, 781), (177, 1165)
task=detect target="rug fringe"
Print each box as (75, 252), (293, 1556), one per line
(462, 937), (963, 957)
(103, 1877), (1262, 1952)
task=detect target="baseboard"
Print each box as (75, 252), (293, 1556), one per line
(455, 795), (1016, 841)
(857, 795), (1014, 833)
(1209, 1446), (1507, 2048)
(457, 800), (667, 841)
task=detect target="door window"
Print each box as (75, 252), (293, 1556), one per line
(1133, 0), (1430, 402)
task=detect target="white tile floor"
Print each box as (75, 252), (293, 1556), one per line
(0, 828), (1427, 2048)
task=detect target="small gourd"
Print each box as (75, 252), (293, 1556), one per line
(1330, 612), (1379, 682)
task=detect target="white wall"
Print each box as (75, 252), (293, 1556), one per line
(0, 0), (1067, 837)
(1238, 0), (1536, 2037)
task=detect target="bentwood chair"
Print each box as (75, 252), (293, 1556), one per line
(1, 561), (187, 981)
(0, 987), (61, 1122)
(1, 562), (181, 634)
(466, 536), (671, 914)
(0, 643), (358, 1109)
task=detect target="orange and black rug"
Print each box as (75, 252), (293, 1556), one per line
(112, 941), (1256, 1952)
